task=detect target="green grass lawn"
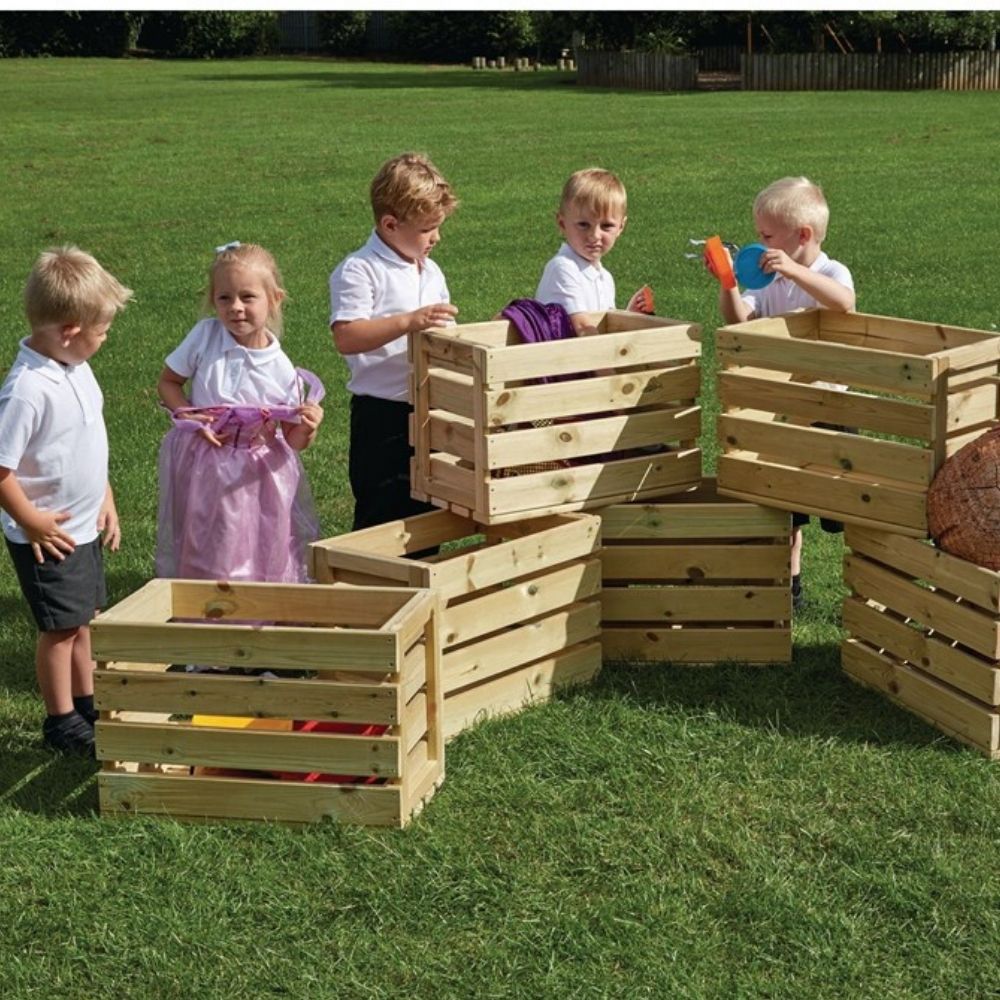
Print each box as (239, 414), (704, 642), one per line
(1, 57), (999, 999)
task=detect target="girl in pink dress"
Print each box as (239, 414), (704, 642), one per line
(155, 242), (324, 583)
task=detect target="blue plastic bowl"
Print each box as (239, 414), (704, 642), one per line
(734, 242), (775, 290)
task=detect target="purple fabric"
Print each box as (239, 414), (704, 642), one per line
(501, 299), (577, 385)
(155, 367), (324, 584)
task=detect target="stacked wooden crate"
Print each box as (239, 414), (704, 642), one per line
(600, 478), (791, 665)
(409, 310), (703, 524)
(715, 307), (1000, 754)
(92, 580), (443, 826)
(311, 509), (602, 740)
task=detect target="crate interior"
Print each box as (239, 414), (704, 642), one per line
(93, 581), (438, 794)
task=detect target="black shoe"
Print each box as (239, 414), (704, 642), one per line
(42, 712), (96, 758)
(792, 588), (805, 612)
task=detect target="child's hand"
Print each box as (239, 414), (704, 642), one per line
(409, 303), (458, 333)
(24, 510), (75, 564)
(98, 499), (120, 552)
(760, 248), (799, 279)
(297, 402), (324, 432)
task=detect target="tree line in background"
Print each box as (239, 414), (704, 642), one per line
(0, 10), (997, 61)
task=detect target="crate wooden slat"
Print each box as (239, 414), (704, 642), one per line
(716, 309), (1000, 537)
(311, 510), (602, 740)
(842, 524), (1000, 758)
(92, 581), (443, 827)
(600, 478), (792, 664)
(410, 310), (703, 524)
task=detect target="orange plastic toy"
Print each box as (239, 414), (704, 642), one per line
(704, 236), (736, 291)
(635, 284), (655, 314)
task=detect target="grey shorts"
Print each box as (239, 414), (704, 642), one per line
(6, 536), (107, 632)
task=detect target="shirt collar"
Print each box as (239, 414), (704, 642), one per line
(558, 242), (604, 279)
(17, 338), (72, 383)
(366, 229), (417, 269)
(219, 324), (281, 364)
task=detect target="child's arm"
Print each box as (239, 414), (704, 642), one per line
(282, 402), (324, 452)
(720, 284), (754, 324)
(0, 467), (75, 563)
(568, 311), (602, 337)
(97, 483), (120, 551)
(761, 250), (856, 312)
(157, 365), (226, 447)
(332, 303), (458, 355)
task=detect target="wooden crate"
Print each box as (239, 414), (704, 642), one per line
(410, 310), (702, 524)
(91, 581), (444, 827)
(716, 309), (1000, 537)
(600, 478), (792, 664)
(842, 525), (1000, 758)
(311, 509), (602, 740)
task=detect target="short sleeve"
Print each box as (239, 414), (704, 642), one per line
(330, 257), (376, 324)
(826, 259), (854, 290)
(0, 393), (37, 471)
(164, 321), (207, 379)
(536, 257), (589, 315)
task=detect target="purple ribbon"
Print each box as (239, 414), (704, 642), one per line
(167, 367), (325, 438)
(501, 298), (578, 385)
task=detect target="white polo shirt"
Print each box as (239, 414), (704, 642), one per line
(165, 318), (300, 408)
(0, 340), (108, 545)
(741, 251), (854, 319)
(329, 230), (451, 403)
(536, 242), (616, 314)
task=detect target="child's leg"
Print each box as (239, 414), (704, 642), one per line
(35, 626), (83, 716)
(790, 526), (803, 578)
(70, 623), (95, 698)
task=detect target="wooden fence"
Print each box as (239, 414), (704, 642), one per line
(576, 49), (698, 91)
(742, 51), (1000, 91)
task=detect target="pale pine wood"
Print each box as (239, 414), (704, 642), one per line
(486, 406), (700, 469)
(602, 585), (789, 623)
(421, 453), (477, 510)
(94, 669), (403, 724)
(443, 641), (602, 740)
(92, 579), (173, 623)
(442, 601), (601, 694)
(426, 368), (475, 419)
(97, 720), (402, 778)
(717, 452), (927, 536)
(442, 558), (602, 647)
(602, 544), (789, 582)
(92, 622), (402, 673)
(603, 626), (791, 664)
(842, 639), (1000, 758)
(98, 771), (409, 826)
(844, 554), (1000, 660)
(719, 371), (935, 440)
(481, 327), (700, 385)
(842, 596), (1000, 705)
(428, 410), (476, 463)
(599, 497), (788, 541)
(845, 526), (1000, 611)
(718, 412), (934, 486)
(485, 364), (699, 427)
(486, 449), (702, 519)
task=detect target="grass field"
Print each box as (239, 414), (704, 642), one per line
(1, 57), (999, 999)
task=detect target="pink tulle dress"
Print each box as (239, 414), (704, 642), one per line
(155, 367), (324, 584)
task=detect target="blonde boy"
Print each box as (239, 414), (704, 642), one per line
(330, 152), (459, 530)
(0, 247), (131, 756)
(536, 167), (649, 335)
(719, 176), (856, 609)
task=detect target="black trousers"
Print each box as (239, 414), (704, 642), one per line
(348, 394), (435, 531)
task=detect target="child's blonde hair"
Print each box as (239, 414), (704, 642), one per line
(206, 242), (286, 336)
(560, 168), (628, 218)
(24, 245), (132, 329)
(370, 152), (458, 224)
(754, 176), (831, 242)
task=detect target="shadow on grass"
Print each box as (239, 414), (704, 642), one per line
(0, 744), (98, 818)
(190, 66), (618, 93)
(587, 642), (957, 754)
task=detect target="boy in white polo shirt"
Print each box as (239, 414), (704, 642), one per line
(536, 167), (650, 335)
(0, 246), (132, 756)
(330, 152), (459, 530)
(718, 176), (856, 610)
